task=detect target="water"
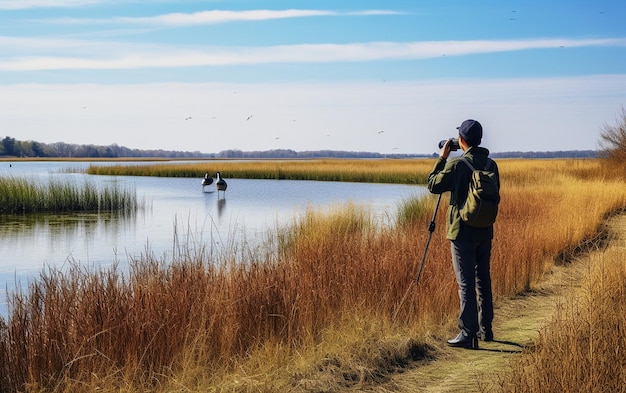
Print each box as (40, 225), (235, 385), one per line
(0, 161), (426, 317)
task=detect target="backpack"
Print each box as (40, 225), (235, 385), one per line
(458, 157), (500, 228)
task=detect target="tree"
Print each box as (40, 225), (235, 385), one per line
(31, 142), (45, 157)
(598, 106), (626, 163)
(1, 136), (16, 156)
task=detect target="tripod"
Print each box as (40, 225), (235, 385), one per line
(392, 193), (443, 322)
(416, 193), (443, 283)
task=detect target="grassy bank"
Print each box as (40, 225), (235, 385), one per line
(0, 177), (140, 214)
(0, 158), (625, 392)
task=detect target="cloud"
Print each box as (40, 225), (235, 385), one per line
(1, 37), (625, 71)
(48, 9), (402, 26)
(126, 9), (334, 25)
(347, 10), (404, 16)
(0, 0), (101, 9)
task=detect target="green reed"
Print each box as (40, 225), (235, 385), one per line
(396, 193), (437, 228)
(0, 176), (139, 214)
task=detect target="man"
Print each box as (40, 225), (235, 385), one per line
(427, 119), (499, 349)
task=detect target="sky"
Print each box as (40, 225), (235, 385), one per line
(0, 0), (625, 155)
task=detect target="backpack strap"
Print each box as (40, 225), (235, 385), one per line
(459, 157), (475, 171)
(461, 157), (493, 171)
(484, 158), (494, 171)
(455, 157), (475, 208)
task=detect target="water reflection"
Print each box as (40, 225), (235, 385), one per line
(0, 211), (137, 271)
(217, 198), (226, 220)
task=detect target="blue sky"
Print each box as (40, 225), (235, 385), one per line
(1, 0), (625, 154)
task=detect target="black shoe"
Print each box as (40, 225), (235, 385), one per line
(447, 331), (479, 349)
(478, 329), (493, 342)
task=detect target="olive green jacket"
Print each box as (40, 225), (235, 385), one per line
(427, 146), (500, 241)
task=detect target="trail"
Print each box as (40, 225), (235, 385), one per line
(375, 214), (626, 393)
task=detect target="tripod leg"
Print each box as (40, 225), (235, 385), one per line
(416, 193), (443, 283)
(394, 194), (444, 322)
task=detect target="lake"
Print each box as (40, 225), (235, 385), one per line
(0, 160), (427, 317)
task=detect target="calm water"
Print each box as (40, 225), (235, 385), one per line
(0, 161), (426, 317)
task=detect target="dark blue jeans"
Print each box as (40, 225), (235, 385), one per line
(450, 238), (493, 336)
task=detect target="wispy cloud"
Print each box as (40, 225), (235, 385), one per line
(0, 0), (102, 9)
(48, 9), (403, 26)
(1, 37), (624, 71)
(346, 10), (405, 16)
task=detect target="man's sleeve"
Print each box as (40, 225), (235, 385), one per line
(428, 157), (455, 194)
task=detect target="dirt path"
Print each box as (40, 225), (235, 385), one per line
(377, 214), (626, 393)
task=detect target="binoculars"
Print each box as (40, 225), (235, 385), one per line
(438, 138), (460, 151)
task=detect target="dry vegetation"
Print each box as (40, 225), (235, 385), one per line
(0, 158), (625, 392)
(499, 223), (626, 393)
(86, 158), (434, 184)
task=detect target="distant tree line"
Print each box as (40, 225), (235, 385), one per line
(212, 149), (425, 159)
(0, 136), (600, 160)
(0, 137), (211, 159)
(490, 150), (597, 159)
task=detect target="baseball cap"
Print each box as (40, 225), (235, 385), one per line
(457, 119), (482, 146)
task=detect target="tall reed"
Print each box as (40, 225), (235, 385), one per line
(0, 158), (625, 391)
(0, 176), (139, 214)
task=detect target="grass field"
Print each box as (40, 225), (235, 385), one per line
(0, 158), (625, 392)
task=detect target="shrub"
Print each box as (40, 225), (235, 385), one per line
(598, 106), (626, 164)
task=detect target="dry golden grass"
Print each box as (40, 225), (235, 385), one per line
(0, 158), (625, 392)
(500, 218), (626, 393)
(86, 158), (434, 184)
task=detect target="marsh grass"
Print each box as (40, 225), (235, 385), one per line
(0, 158), (625, 392)
(396, 193), (438, 228)
(86, 159), (434, 184)
(0, 177), (139, 214)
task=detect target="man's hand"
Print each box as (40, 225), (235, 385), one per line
(440, 139), (451, 159)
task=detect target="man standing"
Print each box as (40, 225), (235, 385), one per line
(427, 119), (500, 349)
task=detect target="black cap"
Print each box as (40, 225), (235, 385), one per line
(457, 119), (482, 146)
